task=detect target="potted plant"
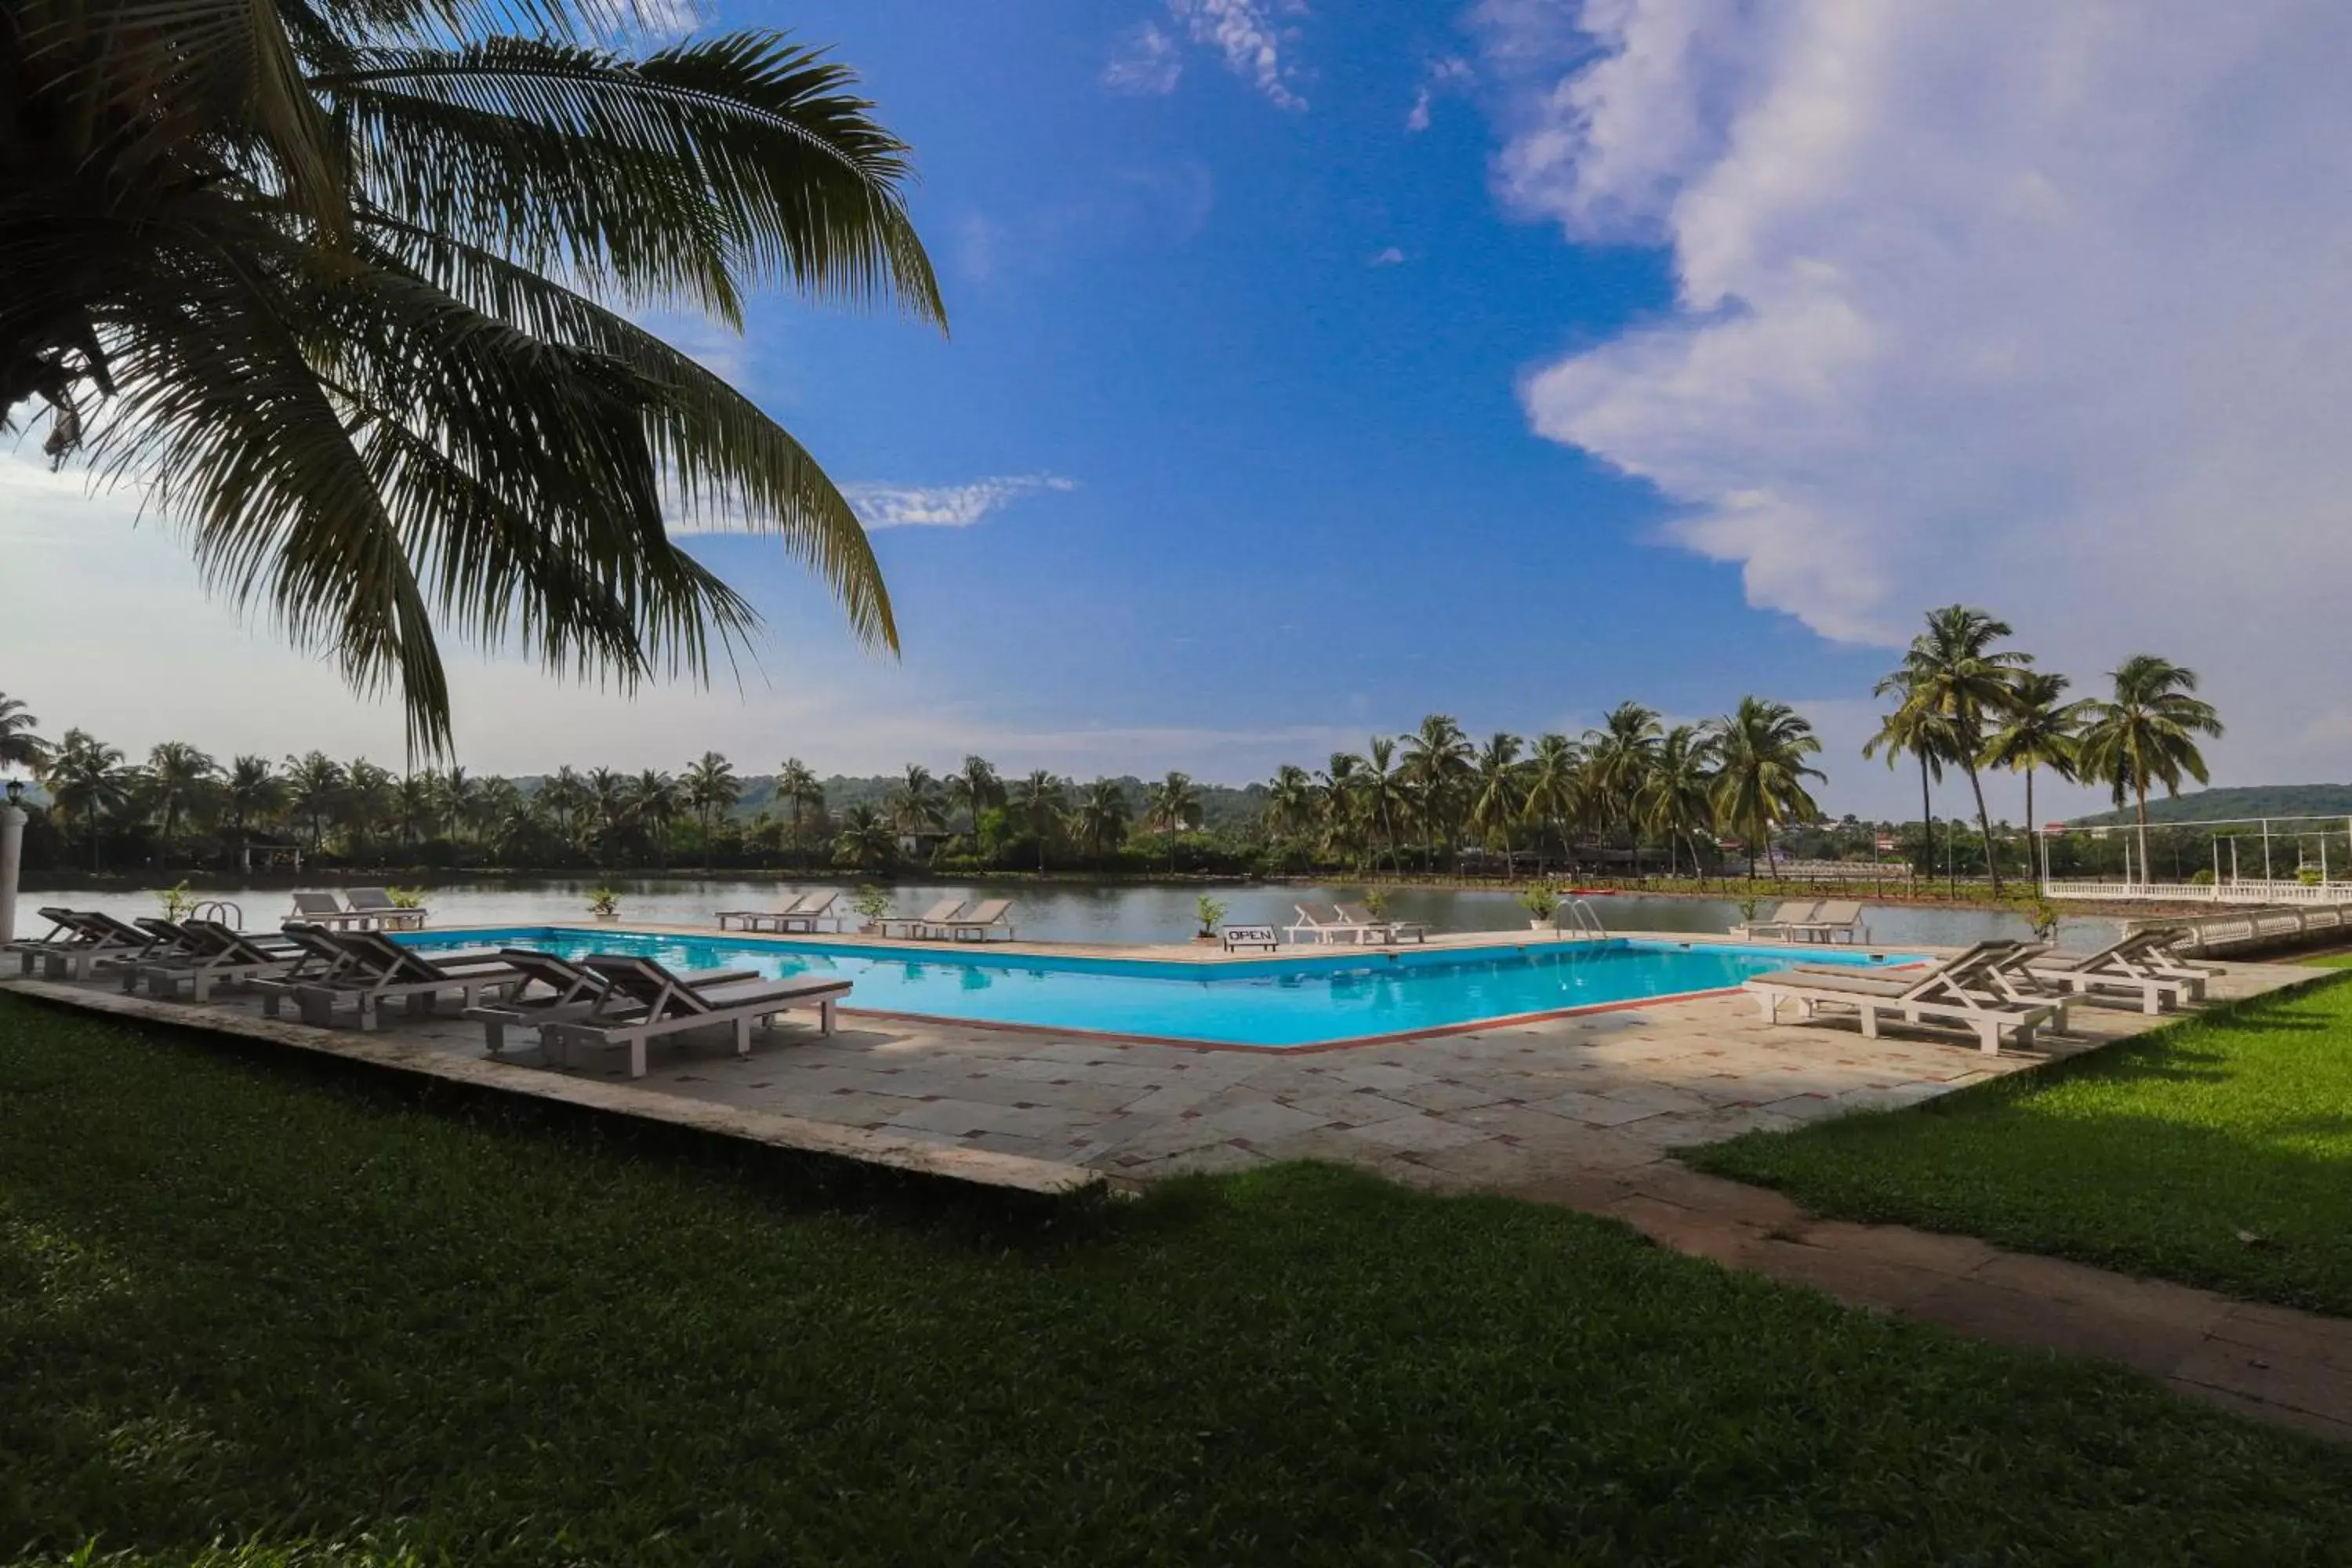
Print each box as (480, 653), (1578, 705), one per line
(1363, 888), (1390, 921)
(157, 880), (197, 922)
(386, 887), (426, 909)
(851, 885), (895, 935)
(1517, 882), (1559, 930)
(1194, 895), (1228, 943)
(586, 886), (621, 921)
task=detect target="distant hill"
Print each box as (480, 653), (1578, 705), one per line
(2071, 784), (2352, 826)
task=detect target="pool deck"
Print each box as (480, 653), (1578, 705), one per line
(2, 923), (2307, 1196)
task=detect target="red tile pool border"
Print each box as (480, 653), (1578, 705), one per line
(836, 984), (1751, 1056)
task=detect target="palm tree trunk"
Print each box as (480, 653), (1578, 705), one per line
(1965, 763), (2001, 895)
(1917, 753), (1932, 880)
(2024, 768), (2037, 888)
(2136, 785), (2151, 886)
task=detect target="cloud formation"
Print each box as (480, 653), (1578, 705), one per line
(1103, 22), (1183, 95)
(839, 474), (1079, 532)
(1369, 245), (1406, 267)
(1111, 2), (1306, 109)
(1479, 0), (2352, 785)
(1406, 56), (1472, 132)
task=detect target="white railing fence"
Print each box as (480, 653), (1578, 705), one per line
(2045, 878), (2351, 906)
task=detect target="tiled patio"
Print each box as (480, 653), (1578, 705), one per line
(5, 930), (2310, 1197)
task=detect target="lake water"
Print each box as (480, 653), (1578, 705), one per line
(20, 877), (2124, 951)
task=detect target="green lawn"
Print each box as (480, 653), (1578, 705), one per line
(1693, 974), (2352, 1314)
(5, 996), (2352, 1565)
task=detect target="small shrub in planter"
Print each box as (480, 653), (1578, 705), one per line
(851, 886), (895, 931)
(1195, 895), (1228, 940)
(1517, 883), (1559, 925)
(586, 887), (621, 920)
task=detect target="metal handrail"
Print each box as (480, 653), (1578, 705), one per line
(190, 899), (243, 928)
(1559, 898), (1607, 940)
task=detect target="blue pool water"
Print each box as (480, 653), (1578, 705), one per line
(401, 927), (1917, 1049)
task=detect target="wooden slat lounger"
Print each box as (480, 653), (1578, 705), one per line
(538, 954), (852, 1079)
(1748, 940), (2061, 1055)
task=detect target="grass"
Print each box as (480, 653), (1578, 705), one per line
(1693, 975), (2352, 1315)
(5, 997), (2352, 1565)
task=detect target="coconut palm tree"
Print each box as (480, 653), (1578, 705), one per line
(2076, 655), (2224, 882)
(436, 766), (481, 844)
(626, 770), (681, 866)
(1356, 735), (1410, 871)
(476, 776), (525, 855)
(774, 757), (822, 866)
(1581, 702), (1663, 872)
(1519, 733), (1583, 875)
(1264, 764), (1318, 847)
(282, 751), (346, 851)
(1315, 753), (1364, 865)
(5, 0), (944, 750)
(221, 755), (288, 857)
(342, 759), (395, 853)
(0, 693), (49, 775)
(581, 767), (630, 856)
(1636, 724), (1719, 877)
(1466, 732), (1526, 870)
(1890, 605), (2032, 892)
(536, 765), (587, 845)
(681, 751), (739, 862)
(40, 729), (133, 869)
(1008, 771), (1067, 873)
(1864, 666), (1957, 883)
(887, 763), (947, 861)
(1073, 778), (1131, 861)
(1708, 698), (1824, 879)
(946, 755), (1004, 837)
(145, 741), (220, 850)
(1980, 670), (2086, 883)
(830, 803), (896, 872)
(1399, 714), (1474, 865)
(390, 771), (441, 850)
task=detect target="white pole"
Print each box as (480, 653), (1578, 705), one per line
(0, 801), (24, 948)
(2263, 818), (2273, 882)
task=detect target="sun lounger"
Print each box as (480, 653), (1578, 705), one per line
(463, 949), (758, 1054)
(717, 892), (813, 932)
(7, 908), (166, 978)
(1335, 902), (1429, 946)
(283, 891), (376, 932)
(1748, 940), (2062, 1055)
(879, 898), (965, 939)
(279, 930), (521, 1031)
(2020, 931), (2207, 1014)
(1791, 900), (1871, 945)
(344, 887), (428, 931)
(537, 954), (853, 1078)
(1283, 904), (1380, 945)
(936, 898), (1016, 942)
(776, 888), (845, 933)
(129, 919), (311, 1002)
(1733, 901), (1818, 941)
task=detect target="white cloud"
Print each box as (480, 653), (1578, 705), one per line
(1104, 21), (1184, 95)
(1369, 246), (1406, 267)
(1406, 89), (1433, 132)
(1407, 55), (1473, 132)
(841, 474), (1079, 532)
(1479, 0), (2352, 789)
(1156, 0), (1308, 110)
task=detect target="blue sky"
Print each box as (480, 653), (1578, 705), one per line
(8, 0), (2350, 818)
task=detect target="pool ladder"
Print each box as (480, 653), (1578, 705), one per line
(1557, 898), (1608, 941)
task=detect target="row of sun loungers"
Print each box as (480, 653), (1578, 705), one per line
(716, 893), (1018, 942)
(1733, 900), (1871, 945)
(1283, 903), (1431, 946)
(5, 908), (847, 1079)
(287, 887), (430, 931)
(1747, 930), (2213, 1055)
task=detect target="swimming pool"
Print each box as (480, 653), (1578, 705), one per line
(401, 927), (1916, 1049)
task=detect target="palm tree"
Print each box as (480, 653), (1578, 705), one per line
(1981, 670), (2086, 884)
(947, 755), (1004, 836)
(476, 776), (525, 856)
(283, 751), (346, 852)
(1636, 724), (1719, 877)
(625, 770), (681, 866)
(830, 803), (897, 872)
(1356, 736), (1410, 872)
(1073, 778), (1131, 861)
(145, 741), (220, 850)
(39, 729), (133, 869)
(1892, 605), (2032, 892)
(1581, 702), (1662, 873)
(1519, 734), (1583, 874)
(1864, 666), (1957, 884)
(5, 1), (944, 750)
(1708, 698), (1825, 879)
(1264, 764), (1318, 847)
(536, 765), (587, 844)
(1399, 715), (1474, 865)
(390, 771), (441, 850)
(681, 752), (740, 862)
(342, 759), (394, 853)
(775, 757), (822, 867)
(1315, 753), (1365, 865)
(1010, 771), (1068, 873)
(2076, 655), (2224, 883)
(1143, 771), (1201, 873)
(436, 766), (481, 844)
(0, 693), (49, 775)
(1466, 732), (1526, 870)
(887, 763), (947, 860)
(221, 755), (288, 858)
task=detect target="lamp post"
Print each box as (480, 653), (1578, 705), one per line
(1, 778), (25, 948)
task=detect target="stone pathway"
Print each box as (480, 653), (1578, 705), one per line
(1508, 1161), (2352, 1442)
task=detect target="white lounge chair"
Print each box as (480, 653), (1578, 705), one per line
(777, 888), (844, 933)
(1284, 904), (1378, 945)
(278, 930), (522, 1031)
(1733, 901), (1818, 941)
(1336, 902), (1429, 946)
(463, 949), (757, 1054)
(538, 954), (853, 1078)
(717, 891), (812, 932)
(7, 908), (165, 979)
(128, 919), (312, 1002)
(345, 887), (429, 931)
(1792, 900), (1871, 945)
(1748, 940), (2063, 1055)
(286, 891), (376, 932)
(880, 898), (965, 939)
(937, 898), (1016, 942)
(2020, 931), (2207, 1014)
